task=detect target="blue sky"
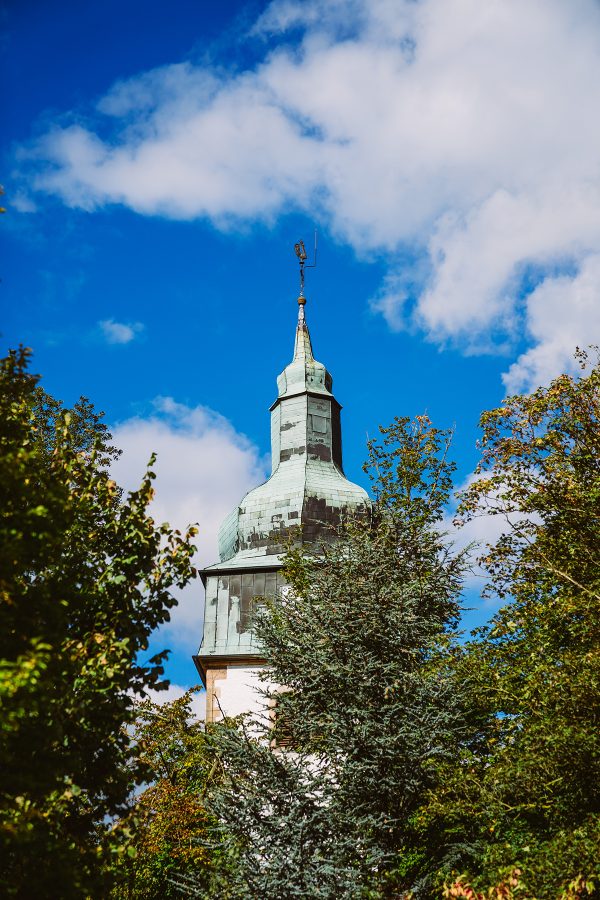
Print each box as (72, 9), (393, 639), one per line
(3, 0), (600, 693)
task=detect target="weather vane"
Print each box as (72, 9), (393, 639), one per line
(294, 231), (318, 308)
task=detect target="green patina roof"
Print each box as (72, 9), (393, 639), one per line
(213, 296), (370, 570)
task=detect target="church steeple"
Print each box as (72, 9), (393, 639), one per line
(215, 262), (366, 563)
(196, 245), (370, 721)
(269, 291), (341, 481)
(275, 240), (333, 401)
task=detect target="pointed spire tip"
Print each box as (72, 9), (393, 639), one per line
(297, 293), (306, 323)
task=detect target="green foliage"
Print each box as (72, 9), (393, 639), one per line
(203, 416), (470, 898)
(199, 367), (600, 898)
(0, 348), (198, 898)
(203, 716), (369, 899)
(7, 337), (592, 898)
(431, 348), (600, 897)
(109, 690), (219, 899)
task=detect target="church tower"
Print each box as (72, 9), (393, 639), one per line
(194, 258), (369, 722)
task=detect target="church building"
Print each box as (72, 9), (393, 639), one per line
(194, 267), (369, 723)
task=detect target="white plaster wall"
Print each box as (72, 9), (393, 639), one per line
(214, 664), (277, 721)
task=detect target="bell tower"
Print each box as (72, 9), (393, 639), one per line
(194, 248), (369, 722)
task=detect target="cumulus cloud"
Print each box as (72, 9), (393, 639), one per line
(111, 398), (267, 648)
(442, 472), (508, 594)
(442, 471), (534, 616)
(20, 0), (600, 388)
(443, 469), (542, 601)
(99, 318), (144, 344)
(502, 254), (600, 393)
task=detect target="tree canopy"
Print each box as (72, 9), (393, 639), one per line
(196, 355), (600, 898)
(202, 416), (471, 898)
(109, 690), (218, 899)
(429, 348), (600, 897)
(3, 344), (599, 900)
(0, 348), (198, 898)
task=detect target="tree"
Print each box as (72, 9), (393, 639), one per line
(430, 349), (600, 897)
(202, 416), (470, 898)
(109, 690), (219, 899)
(0, 348), (198, 898)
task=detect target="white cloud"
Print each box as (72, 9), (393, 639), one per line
(503, 254), (600, 393)
(442, 472), (509, 593)
(21, 0), (600, 388)
(11, 191), (37, 213)
(111, 398), (267, 649)
(444, 470), (542, 598)
(99, 318), (144, 344)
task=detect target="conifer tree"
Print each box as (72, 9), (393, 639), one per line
(201, 416), (470, 899)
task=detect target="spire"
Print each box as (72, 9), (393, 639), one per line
(293, 293), (314, 361)
(210, 243), (370, 567)
(281, 234), (328, 393)
(276, 275), (333, 401)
